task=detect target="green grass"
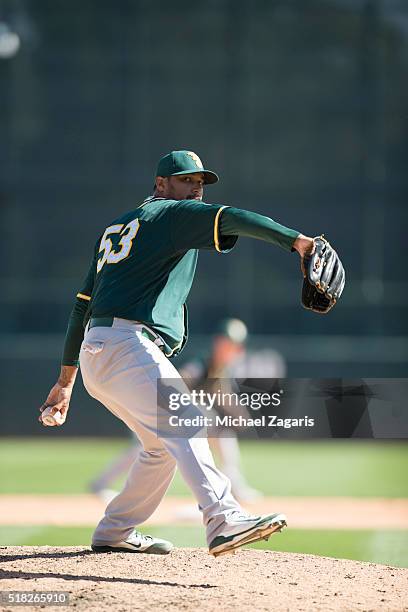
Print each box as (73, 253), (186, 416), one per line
(0, 526), (95, 547)
(253, 529), (408, 568)
(0, 439), (128, 494)
(0, 526), (406, 568)
(0, 438), (407, 497)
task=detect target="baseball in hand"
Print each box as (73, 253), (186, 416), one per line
(41, 406), (65, 426)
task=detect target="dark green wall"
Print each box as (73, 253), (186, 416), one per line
(1, 0), (407, 433)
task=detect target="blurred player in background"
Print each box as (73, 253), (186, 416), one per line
(182, 318), (264, 502)
(89, 437), (140, 504)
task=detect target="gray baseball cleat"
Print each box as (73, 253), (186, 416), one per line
(91, 530), (173, 555)
(209, 512), (287, 558)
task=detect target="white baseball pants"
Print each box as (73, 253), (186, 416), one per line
(79, 318), (242, 546)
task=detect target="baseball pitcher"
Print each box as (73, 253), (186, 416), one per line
(39, 150), (344, 557)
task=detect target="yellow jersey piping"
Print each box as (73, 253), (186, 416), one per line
(76, 293), (91, 301)
(214, 205), (229, 253)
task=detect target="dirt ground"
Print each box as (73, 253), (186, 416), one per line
(0, 547), (407, 612)
(1, 495), (408, 528)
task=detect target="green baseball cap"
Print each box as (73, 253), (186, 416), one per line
(156, 150), (219, 184)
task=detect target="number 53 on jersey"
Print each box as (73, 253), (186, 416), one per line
(97, 219), (140, 273)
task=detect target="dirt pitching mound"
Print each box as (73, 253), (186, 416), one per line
(0, 547), (406, 611)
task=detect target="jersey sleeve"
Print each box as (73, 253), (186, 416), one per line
(170, 200), (238, 253)
(61, 245), (98, 367)
(219, 207), (300, 252)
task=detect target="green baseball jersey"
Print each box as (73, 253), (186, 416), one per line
(62, 196), (299, 365)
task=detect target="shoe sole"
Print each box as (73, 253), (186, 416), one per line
(91, 544), (172, 555)
(209, 517), (287, 558)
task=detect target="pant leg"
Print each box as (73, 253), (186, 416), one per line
(93, 440), (177, 544)
(82, 370), (177, 544)
(80, 322), (242, 545)
(211, 435), (251, 495)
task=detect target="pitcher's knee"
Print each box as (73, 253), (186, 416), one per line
(140, 448), (176, 467)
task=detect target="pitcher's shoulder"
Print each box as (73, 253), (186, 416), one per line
(106, 198), (171, 225)
(139, 196), (182, 214)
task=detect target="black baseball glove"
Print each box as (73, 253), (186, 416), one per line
(301, 236), (345, 314)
